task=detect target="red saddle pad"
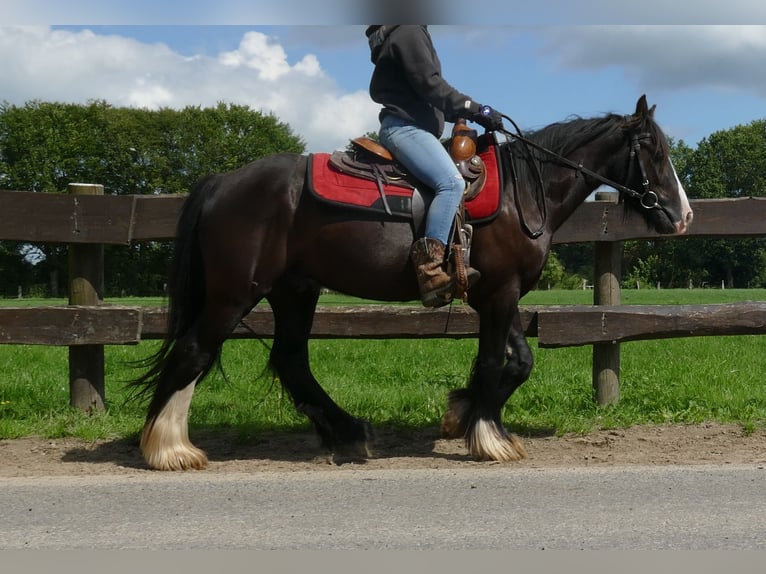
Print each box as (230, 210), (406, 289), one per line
(308, 143), (502, 223)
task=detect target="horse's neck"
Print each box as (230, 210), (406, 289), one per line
(545, 138), (624, 234)
(548, 174), (601, 234)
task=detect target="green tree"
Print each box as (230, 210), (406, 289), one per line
(688, 120), (766, 198)
(682, 122), (766, 288)
(537, 250), (584, 290)
(616, 125), (766, 289)
(0, 242), (36, 297)
(548, 243), (594, 287)
(0, 101), (305, 297)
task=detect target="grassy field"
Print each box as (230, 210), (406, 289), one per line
(6, 287), (765, 307)
(1, 289), (764, 441)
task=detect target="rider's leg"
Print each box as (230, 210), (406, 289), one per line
(379, 116), (478, 306)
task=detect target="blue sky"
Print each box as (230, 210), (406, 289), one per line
(1, 2), (766, 153)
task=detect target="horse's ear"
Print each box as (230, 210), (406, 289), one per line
(635, 95), (649, 116)
(634, 95), (656, 120)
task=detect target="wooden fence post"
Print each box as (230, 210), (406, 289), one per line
(592, 192), (622, 405)
(68, 183), (106, 411)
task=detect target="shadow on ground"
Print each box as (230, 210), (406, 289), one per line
(59, 423), (556, 470)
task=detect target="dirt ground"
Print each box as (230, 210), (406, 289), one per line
(1, 422), (764, 477)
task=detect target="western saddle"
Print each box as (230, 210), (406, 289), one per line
(328, 119), (487, 300)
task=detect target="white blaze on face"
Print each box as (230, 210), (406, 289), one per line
(670, 160), (693, 234)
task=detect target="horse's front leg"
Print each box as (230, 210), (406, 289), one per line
(442, 300), (531, 461)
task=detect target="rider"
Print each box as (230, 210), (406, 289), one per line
(366, 25), (504, 307)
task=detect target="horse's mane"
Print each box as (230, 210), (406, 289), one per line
(512, 111), (669, 160)
(498, 111), (669, 190)
(529, 114), (624, 156)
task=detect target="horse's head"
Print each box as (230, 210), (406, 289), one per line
(618, 95), (693, 235)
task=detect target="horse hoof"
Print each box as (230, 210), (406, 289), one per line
(331, 422), (373, 463)
(317, 418), (373, 463)
(441, 390), (471, 438)
(142, 442), (209, 471)
(331, 442), (372, 465)
(441, 410), (466, 439)
(140, 420), (209, 471)
(467, 418), (527, 462)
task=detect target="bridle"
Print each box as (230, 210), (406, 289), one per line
(623, 131), (661, 210)
(497, 114), (671, 236)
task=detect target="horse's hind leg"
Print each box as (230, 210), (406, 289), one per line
(141, 370), (206, 471)
(267, 282), (373, 459)
(140, 300), (246, 471)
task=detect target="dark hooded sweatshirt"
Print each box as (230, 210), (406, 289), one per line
(367, 25), (477, 138)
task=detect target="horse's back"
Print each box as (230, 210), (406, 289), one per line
(200, 153), (308, 223)
(221, 152), (307, 193)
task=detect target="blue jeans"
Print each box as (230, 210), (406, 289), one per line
(379, 115), (465, 245)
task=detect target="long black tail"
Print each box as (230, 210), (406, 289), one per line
(130, 174), (219, 395)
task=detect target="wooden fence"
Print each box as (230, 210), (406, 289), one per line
(1, 185), (765, 410)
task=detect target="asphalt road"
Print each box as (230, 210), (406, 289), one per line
(1, 464), (764, 550)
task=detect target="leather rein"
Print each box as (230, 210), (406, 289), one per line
(497, 114), (670, 238)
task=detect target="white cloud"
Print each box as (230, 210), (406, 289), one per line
(294, 54), (322, 77)
(0, 26), (379, 152)
(220, 32), (294, 80)
(304, 91), (378, 142)
(128, 80), (174, 109)
(219, 33), (323, 81)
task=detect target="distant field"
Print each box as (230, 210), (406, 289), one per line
(1, 289), (764, 441)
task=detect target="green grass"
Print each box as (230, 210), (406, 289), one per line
(1, 289), (764, 441)
(4, 288), (764, 308)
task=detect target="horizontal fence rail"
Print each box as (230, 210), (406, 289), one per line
(1, 188), (765, 408)
(0, 305), (143, 345)
(3, 303), (766, 346)
(534, 302), (766, 347)
(2, 190), (766, 243)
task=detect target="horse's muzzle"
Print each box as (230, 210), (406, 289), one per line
(674, 208), (694, 235)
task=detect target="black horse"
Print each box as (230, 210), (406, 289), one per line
(133, 96), (692, 470)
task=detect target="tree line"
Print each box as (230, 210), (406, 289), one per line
(1, 101), (765, 297)
(0, 100), (304, 297)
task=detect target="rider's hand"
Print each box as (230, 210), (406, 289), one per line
(469, 103), (504, 131)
